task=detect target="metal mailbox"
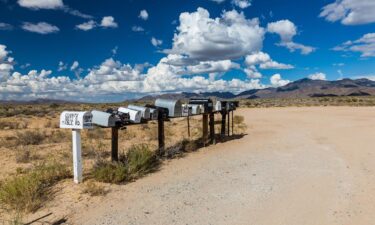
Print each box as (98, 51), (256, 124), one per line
(60, 111), (93, 129)
(91, 110), (120, 127)
(188, 98), (213, 113)
(182, 104), (192, 117)
(215, 101), (222, 111)
(155, 98), (182, 118)
(149, 108), (159, 120)
(189, 104), (202, 115)
(118, 107), (142, 123)
(127, 105), (151, 120)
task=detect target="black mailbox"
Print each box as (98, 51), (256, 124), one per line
(188, 98), (213, 113)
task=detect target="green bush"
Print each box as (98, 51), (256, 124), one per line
(0, 162), (70, 213)
(92, 144), (159, 183)
(92, 160), (128, 184)
(126, 144), (159, 178)
(15, 130), (46, 145)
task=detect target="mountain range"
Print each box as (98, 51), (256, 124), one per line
(139, 78), (375, 101)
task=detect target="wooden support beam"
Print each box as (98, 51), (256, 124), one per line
(158, 112), (165, 156)
(202, 114), (208, 145)
(209, 112), (215, 144)
(221, 111), (226, 137)
(187, 114), (191, 138)
(111, 127), (119, 162)
(232, 110), (234, 136)
(227, 111), (230, 136)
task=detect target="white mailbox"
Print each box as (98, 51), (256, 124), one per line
(189, 104), (202, 115)
(155, 98), (182, 118)
(182, 104), (192, 117)
(127, 105), (150, 120)
(215, 101), (222, 111)
(118, 107), (142, 123)
(60, 111), (93, 129)
(59, 111), (93, 184)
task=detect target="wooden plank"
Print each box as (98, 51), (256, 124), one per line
(209, 112), (215, 144)
(111, 127), (119, 162)
(202, 114), (208, 145)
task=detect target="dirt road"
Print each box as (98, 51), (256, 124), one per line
(71, 107), (375, 225)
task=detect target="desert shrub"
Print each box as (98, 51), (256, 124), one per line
(82, 181), (107, 196)
(15, 147), (31, 164)
(15, 130), (46, 145)
(92, 160), (128, 184)
(50, 130), (69, 143)
(0, 161), (70, 213)
(126, 144), (159, 178)
(233, 115), (244, 125)
(92, 144), (159, 183)
(0, 120), (28, 130)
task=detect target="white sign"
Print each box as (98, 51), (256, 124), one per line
(60, 111), (93, 129)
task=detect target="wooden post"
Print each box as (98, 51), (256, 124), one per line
(202, 114), (208, 145)
(158, 112), (165, 156)
(232, 110), (234, 135)
(72, 129), (82, 184)
(209, 112), (215, 144)
(187, 115), (191, 138)
(111, 127), (119, 162)
(221, 111), (226, 137)
(227, 111), (230, 136)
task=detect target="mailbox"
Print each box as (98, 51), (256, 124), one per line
(60, 111), (93, 129)
(127, 105), (151, 120)
(215, 101), (222, 111)
(118, 107), (142, 123)
(91, 110), (120, 128)
(149, 108), (159, 120)
(189, 104), (202, 115)
(182, 104), (192, 117)
(188, 98), (213, 113)
(155, 98), (182, 118)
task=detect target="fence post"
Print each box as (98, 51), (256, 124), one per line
(227, 111), (230, 136)
(202, 114), (208, 145)
(72, 129), (82, 184)
(158, 112), (165, 156)
(111, 127), (119, 162)
(221, 111), (226, 137)
(209, 112), (215, 144)
(232, 110), (234, 135)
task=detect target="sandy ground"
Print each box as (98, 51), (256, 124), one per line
(64, 107), (375, 224)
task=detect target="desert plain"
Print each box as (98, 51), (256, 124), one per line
(1, 104), (375, 225)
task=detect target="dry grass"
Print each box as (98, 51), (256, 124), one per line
(82, 181), (107, 196)
(15, 130), (47, 146)
(0, 161), (70, 213)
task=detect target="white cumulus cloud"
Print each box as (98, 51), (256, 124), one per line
(267, 20), (315, 55)
(100, 16), (118, 28)
(270, 74), (290, 87)
(76, 20), (96, 31)
(139, 10), (149, 20)
(245, 51), (294, 69)
(232, 0), (251, 9)
(333, 33), (375, 57)
(21, 22), (59, 34)
(166, 8), (264, 62)
(18, 0), (63, 9)
(308, 72), (327, 80)
(320, 0), (375, 25)
(151, 37), (163, 47)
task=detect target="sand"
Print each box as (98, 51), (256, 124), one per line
(65, 107), (375, 224)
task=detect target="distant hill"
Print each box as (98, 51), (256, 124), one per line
(140, 78), (375, 101)
(2, 79), (375, 104)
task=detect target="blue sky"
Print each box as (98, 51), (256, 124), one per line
(0, 0), (374, 102)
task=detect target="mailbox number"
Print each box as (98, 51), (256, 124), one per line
(64, 113), (80, 126)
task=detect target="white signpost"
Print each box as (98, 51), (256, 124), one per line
(60, 111), (93, 184)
